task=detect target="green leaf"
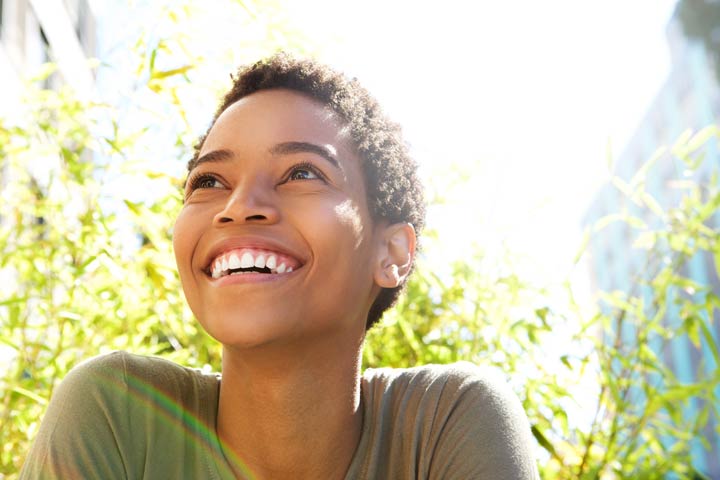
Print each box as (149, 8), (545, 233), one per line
(531, 424), (558, 458)
(574, 228), (591, 264)
(150, 65), (193, 80)
(623, 213), (646, 229)
(606, 137), (615, 172)
(686, 125), (719, 156)
(560, 355), (571, 369)
(0, 296), (29, 307)
(12, 387), (48, 405)
(640, 192), (665, 218)
(714, 251), (720, 280)
(630, 146), (665, 188)
(671, 128), (694, 154)
(149, 47), (158, 73)
(124, 199), (143, 216)
(28, 63), (58, 83)
(594, 213), (625, 231)
(699, 317), (720, 368)
(685, 316), (701, 349)
(632, 231), (656, 250)
(611, 176), (634, 198)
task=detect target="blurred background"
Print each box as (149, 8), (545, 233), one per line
(2, 0), (720, 478)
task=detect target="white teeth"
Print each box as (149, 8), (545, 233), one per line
(228, 253), (241, 269)
(210, 250), (298, 278)
(240, 252), (254, 268)
(266, 255), (277, 269)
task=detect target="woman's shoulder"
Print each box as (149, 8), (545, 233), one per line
(362, 361), (515, 400)
(19, 352), (223, 479)
(357, 362), (539, 479)
(361, 361), (528, 428)
(63, 350), (220, 404)
(68, 349), (210, 374)
(55, 350), (135, 398)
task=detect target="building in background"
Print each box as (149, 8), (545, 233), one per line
(0, 0), (96, 112)
(584, 11), (720, 479)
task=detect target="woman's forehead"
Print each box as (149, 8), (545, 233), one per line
(225, 89), (342, 130)
(201, 90), (352, 153)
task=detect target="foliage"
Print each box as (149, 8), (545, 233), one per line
(367, 127), (720, 479)
(1, 2), (720, 479)
(0, 82), (213, 475)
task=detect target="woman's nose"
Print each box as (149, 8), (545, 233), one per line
(213, 180), (280, 225)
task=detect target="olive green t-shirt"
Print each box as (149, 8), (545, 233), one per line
(19, 351), (538, 479)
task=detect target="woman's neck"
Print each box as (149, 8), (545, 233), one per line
(216, 338), (364, 480)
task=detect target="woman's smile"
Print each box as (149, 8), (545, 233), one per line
(208, 248), (298, 279)
(202, 235), (306, 279)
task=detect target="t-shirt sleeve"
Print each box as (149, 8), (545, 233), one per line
(428, 363), (539, 480)
(19, 352), (132, 480)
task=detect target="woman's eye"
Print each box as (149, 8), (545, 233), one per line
(188, 174), (223, 191)
(290, 169), (317, 181)
(287, 163), (323, 182)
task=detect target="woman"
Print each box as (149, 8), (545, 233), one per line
(20, 54), (538, 479)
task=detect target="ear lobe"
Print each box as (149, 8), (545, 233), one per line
(374, 223), (416, 288)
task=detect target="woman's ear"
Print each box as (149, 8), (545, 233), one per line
(374, 222), (416, 288)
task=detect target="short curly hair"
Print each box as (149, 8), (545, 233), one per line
(189, 53), (425, 330)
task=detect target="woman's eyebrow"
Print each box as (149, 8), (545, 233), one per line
(188, 149), (234, 171)
(269, 141), (343, 172)
(188, 142), (343, 173)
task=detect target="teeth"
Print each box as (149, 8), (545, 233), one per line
(266, 255), (277, 269)
(240, 252), (254, 268)
(228, 253), (241, 269)
(210, 250), (297, 278)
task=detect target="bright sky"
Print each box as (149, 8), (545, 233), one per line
(96, 0), (680, 285)
(279, 0), (680, 282)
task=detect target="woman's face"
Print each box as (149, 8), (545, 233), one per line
(173, 89), (381, 349)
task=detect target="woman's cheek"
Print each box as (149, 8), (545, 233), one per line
(172, 208), (201, 284)
(333, 199), (366, 249)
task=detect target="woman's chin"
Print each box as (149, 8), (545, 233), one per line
(201, 315), (294, 351)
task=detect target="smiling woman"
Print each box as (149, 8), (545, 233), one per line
(19, 54), (539, 480)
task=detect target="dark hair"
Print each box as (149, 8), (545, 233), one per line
(189, 53), (425, 330)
